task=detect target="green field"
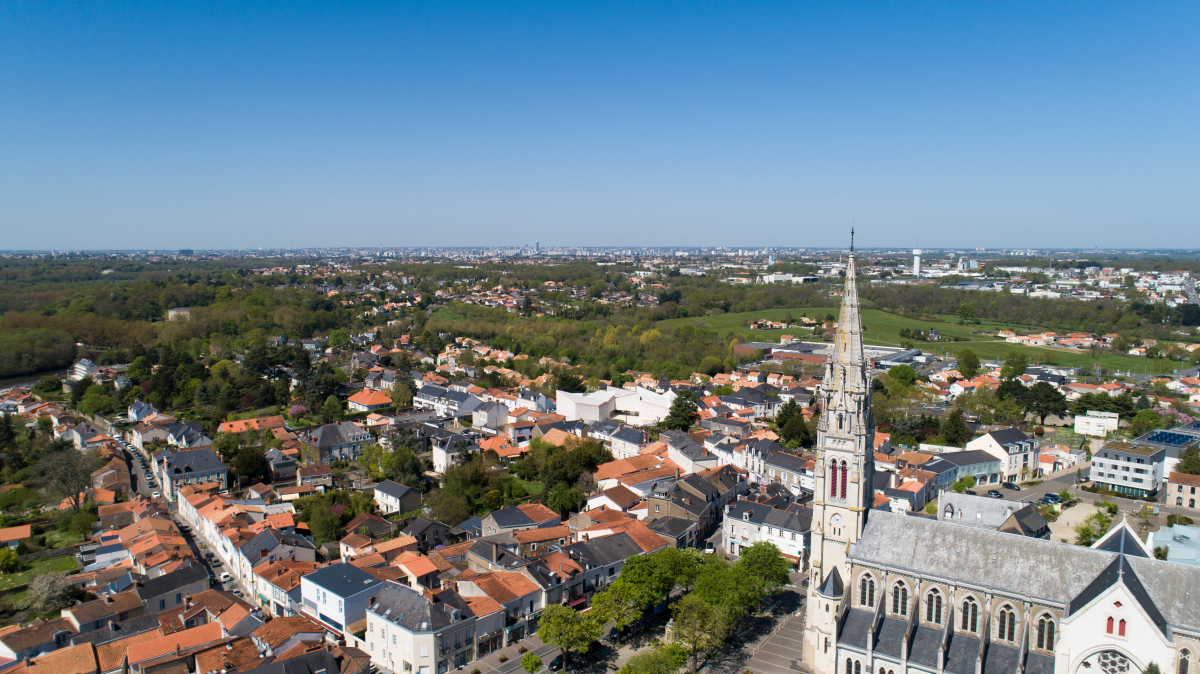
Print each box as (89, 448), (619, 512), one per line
(0, 555), (78, 592)
(432, 308), (467, 322)
(657, 308), (1159, 373)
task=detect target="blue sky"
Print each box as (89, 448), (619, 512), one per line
(2, 2), (1197, 250)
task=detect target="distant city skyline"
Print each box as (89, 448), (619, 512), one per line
(2, 2), (1197, 250)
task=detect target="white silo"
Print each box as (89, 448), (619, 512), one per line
(913, 249), (922, 277)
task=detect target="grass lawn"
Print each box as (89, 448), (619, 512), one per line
(432, 308), (467, 322)
(43, 530), (82, 550)
(0, 555), (77, 592)
(509, 478), (544, 497)
(657, 308), (1156, 372)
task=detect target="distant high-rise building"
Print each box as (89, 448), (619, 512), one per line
(913, 248), (922, 277)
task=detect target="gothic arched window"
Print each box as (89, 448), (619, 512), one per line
(1037, 615), (1055, 650)
(998, 607), (1016, 641)
(854, 662), (861, 674)
(1179, 650), (1190, 674)
(859, 576), (875, 608)
(926, 589), (942, 624)
(961, 598), (978, 632)
(829, 463), (837, 498)
(838, 414), (844, 430)
(840, 460), (848, 499)
(891, 582), (908, 616)
(846, 659), (852, 674)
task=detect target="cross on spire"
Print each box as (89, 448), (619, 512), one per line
(850, 227), (854, 253)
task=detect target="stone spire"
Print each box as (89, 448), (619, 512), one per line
(821, 245), (869, 424)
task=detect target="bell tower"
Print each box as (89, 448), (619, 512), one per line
(803, 231), (875, 672)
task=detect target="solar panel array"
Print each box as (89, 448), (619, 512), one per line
(1145, 430), (1197, 447)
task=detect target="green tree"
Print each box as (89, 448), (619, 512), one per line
(956, 302), (978, 322)
(308, 502), (343, 545)
(321, 395), (343, 423)
(1175, 446), (1200, 475)
(887, 365), (917, 388)
(232, 446), (267, 488)
(956, 349), (981, 379)
(536, 604), (602, 666)
(924, 502), (938, 515)
(663, 389), (700, 431)
(69, 512), (98, 538)
(328, 330), (351, 349)
(1074, 511), (1111, 546)
(780, 414), (811, 447)
(1128, 409), (1162, 437)
(672, 594), (729, 673)
(427, 490), (471, 527)
(1021, 381), (1068, 425)
(941, 409), (972, 446)
(775, 399), (799, 429)
(952, 476), (977, 493)
(619, 553), (675, 606)
(737, 542), (793, 610)
(521, 652), (543, 674)
(0, 548), (19, 574)
(546, 483), (583, 515)
(617, 645), (688, 674)
(590, 578), (649, 629)
(554, 372), (587, 394)
(390, 380), (414, 408)
(999, 351), (1028, 380)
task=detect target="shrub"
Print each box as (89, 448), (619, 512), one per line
(499, 655), (509, 663)
(1100, 501), (1119, 516)
(1168, 514), (1195, 527)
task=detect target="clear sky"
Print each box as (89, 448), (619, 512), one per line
(2, 2), (1197, 250)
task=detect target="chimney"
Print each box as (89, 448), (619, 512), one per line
(260, 549), (269, 558)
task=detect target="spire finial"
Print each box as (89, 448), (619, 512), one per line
(850, 227), (855, 253)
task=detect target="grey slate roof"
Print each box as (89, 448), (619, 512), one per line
(849, 511), (1114, 605)
(165, 447), (225, 474)
(374, 479), (414, 501)
(303, 562), (384, 597)
(135, 562), (209, 601)
(938, 492), (1025, 529)
(368, 580), (473, 632)
(936, 450), (1003, 467)
(564, 532), (645, 568)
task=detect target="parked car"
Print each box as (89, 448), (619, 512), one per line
(1042, 493), (1062, 504)
(1002, 482), (1021, 491)
(219, 572), (231, 582)
(704, 543), (715, 554)
(985, 490), (1004, 499)
(151, 491), (161, 499)
(548, 655), (564, 671)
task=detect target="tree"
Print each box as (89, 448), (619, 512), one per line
(390, 380), (414, 409)
(1128, 409), (1162, 437)
(1074, 511), (1111, 546)
(0, 548), (19, 574)
(37, 443), (102, 514)
(590, 579), (649, 629)
(887, 365), (918, 388)
(999, 351), (1028, 380)
(1145, 663), (1162, 674)
(321, 395), (343, 424)
(28, 571), (75, 612)
(737, 542), (792, 610)
(427, 490), (471, 527)
(554, 372), (587, 394)
(924, 502), (938, 515)
(536, 604), (602, 665)
(952, 476), (976, 493)
(233, 446), (267, 488)
(672, 594), (729, 673)
(308, 503), (342, 545)
(663, 389), (700, 432)
(956, 302), (978, 322)
(1021, 381), (1068, 425)
(578, 470), (599, 497)
(1176, 446), (1200, 475)
(618, 645), (688, 674)
(328, 330), (351, 349)
(619, 554), (675, 606)
(546, 483), (583, 515)
(69, 511), (98, 538)
(941, 409), (972, 447)
(775, 399), (799, 429)
(521, 652), (543, 674)
(780, 414), (811, 447)
(956, 349), (981, 379)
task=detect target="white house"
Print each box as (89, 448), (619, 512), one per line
(1075, 410), (1120, 437)
(966, 427), (1039, 482)
(364, 581), (482, 674)
(300, 563), (385, 636)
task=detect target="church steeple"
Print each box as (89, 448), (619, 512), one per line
(803, 235), (876, 672)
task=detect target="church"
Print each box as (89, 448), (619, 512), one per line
(801, 240), (1200, 674)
